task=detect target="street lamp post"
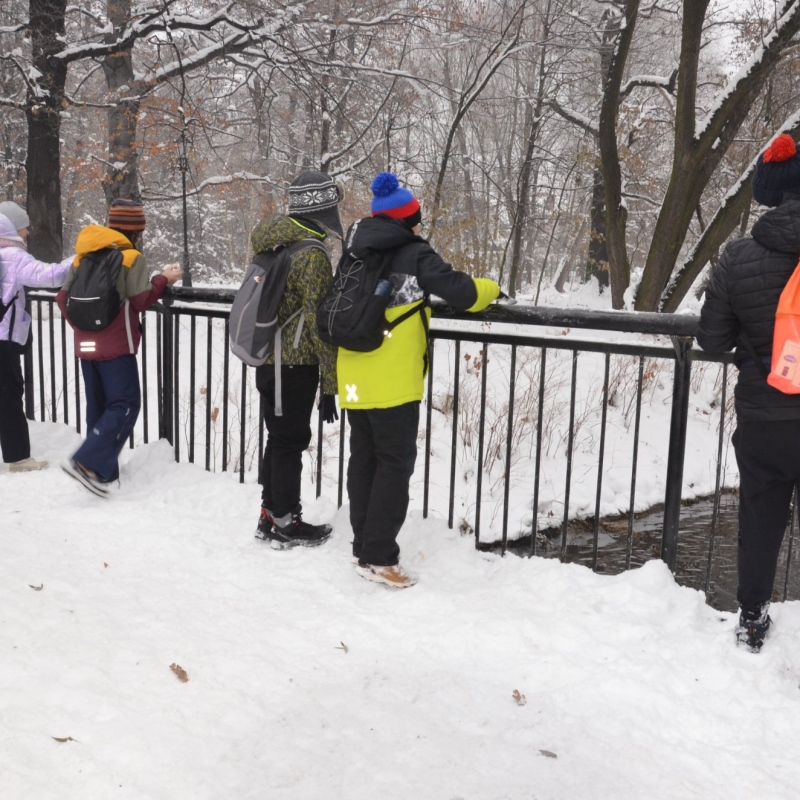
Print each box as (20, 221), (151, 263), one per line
(178, 112), (193, 287)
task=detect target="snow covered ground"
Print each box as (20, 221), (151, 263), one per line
(3, 421), (800, 800)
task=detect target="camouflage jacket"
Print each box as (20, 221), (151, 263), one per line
(250, 214), (337, 394)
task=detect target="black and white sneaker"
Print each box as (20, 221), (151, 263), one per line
(61, 459), (110, 498)
(736, 603), (772, 653)
(259, 507), (332, 550)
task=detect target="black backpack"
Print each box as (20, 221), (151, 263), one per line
(65, 246), (125, 331)
(317, 245), (426, 352)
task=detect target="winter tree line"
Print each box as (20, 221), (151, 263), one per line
(2, 0), (800, 309)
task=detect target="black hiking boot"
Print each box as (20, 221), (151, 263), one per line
(255, 507), (275, 540)
(260, 507), (332, 550)
(736, 603), (772, 653)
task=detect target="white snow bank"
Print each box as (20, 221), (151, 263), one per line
(2, 423), (799, 799)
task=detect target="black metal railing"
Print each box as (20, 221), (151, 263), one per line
(24, 287), (796, 610)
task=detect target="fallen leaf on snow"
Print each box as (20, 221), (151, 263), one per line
(170, 663), (189, 683)
(539, 750), (557, 759)
(51, 736), (78, 743)
(512, 689), (527, 706)
(28, 584), (43, 591)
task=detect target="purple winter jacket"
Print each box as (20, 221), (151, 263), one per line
(0, 213), (73, 346)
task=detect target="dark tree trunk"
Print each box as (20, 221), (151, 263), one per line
(635, 0), (800, 311)
(508, 6), (551, 297)
(585, 164), (609, 288)
(103, 0), (141, 202)
(26, 0), (68, 261)
(598, 1), (639, 309)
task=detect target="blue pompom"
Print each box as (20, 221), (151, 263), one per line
(371, 172), (400, 198)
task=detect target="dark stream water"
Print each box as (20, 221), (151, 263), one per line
(495, 494), (800, 612)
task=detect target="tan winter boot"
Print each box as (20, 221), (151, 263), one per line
(355, 561), (418, 588)
(9, 457), (49, 473)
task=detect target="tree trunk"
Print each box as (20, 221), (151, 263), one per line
(635, 0), (800, 310)
(585, 8), (620, 292)
(598, 1), (640, 309)
(26, 0), (68, 261)
(102, 0), (142, 203)
(508, 6), (550, 297)
(585, 164), (609, 288)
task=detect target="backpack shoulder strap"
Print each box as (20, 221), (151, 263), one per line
(288, 239), (327, 257)
(253, 239), (326, 268)
(269, 239), (327, 417)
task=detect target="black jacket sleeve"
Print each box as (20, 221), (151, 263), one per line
(696, 248), (738, 356)
(414, 243), (478, 310)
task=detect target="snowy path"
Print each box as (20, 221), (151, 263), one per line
(2, 423), (800, 800)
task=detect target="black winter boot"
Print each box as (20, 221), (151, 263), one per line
(255, 507), (275, 540)
(262, 506), (332, 550)
(736, 603), (772, 653)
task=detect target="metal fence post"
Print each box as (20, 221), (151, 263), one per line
(661, 336), (693, 572)
(160, 300), (175, 445)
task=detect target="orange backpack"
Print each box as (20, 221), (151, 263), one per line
(767, 258), (800, 394)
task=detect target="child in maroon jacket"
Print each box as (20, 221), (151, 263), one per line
(57, 200), (182, 496)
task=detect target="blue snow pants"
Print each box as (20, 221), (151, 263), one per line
(73, 355), (141, 482)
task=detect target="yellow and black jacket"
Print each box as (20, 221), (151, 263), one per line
(337, 215), (499, 410)
(56, 225), (167, 361)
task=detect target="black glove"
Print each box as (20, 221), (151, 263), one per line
(320, 394), (339, 424)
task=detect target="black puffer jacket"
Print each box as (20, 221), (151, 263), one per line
(697, 198), (800, 420)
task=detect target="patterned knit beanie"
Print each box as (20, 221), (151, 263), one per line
(108, 198), (146, 232)
(370, 173), (421, 228)
(288, 171), (343, 237)
(752, 134), (800, 207)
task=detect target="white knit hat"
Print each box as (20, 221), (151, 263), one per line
(0, 201), (30, 231)
(0, 213), (24, 242)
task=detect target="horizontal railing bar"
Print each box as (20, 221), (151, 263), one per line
(431, 301), (700, 337)
(25, 287), (733, 363)
(431, 329), (678, 359)
(29, 288), (701, 337)
(169, 306), (231, 321)
(430, 329), (735, 363)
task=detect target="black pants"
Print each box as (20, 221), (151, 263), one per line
(347, 402), (420, 566)
(0, 340), (30, 463)
(732, 419), (800, 609)
(256, 364), (319, 518)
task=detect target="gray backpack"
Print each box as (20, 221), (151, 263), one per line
(229, 239), (326, 412)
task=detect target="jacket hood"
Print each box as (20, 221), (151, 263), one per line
(751, 198), (800, 255)
(345, 215), (420, 257)
(251, 214), (326, 255)
(74, 225), (134, 265)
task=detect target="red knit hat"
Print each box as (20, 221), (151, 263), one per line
(752, 134), (800, 207)
(108, 198), (146, 232)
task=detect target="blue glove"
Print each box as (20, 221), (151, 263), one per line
(320, 394), (339, 424)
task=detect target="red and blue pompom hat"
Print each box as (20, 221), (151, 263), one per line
(370, 172), (421, 221)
